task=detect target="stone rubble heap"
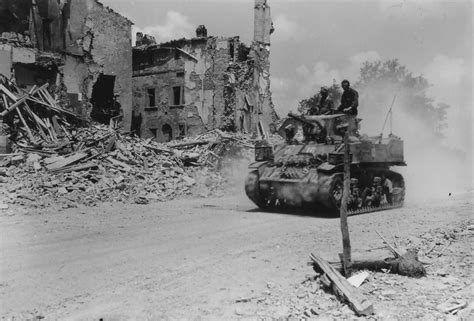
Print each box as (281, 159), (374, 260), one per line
(0, 121), (255, 208)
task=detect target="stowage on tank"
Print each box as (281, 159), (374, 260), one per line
(245, 113), (406, 215)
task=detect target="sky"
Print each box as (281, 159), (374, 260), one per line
(101, 0), (472, 151)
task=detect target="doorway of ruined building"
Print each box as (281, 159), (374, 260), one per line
(90, 74), (119, 124)
(162, 124), (173, 142)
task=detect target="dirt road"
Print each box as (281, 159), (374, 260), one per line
(0, 192), (472, 320)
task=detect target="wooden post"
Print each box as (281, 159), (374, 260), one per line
(340, 130), (352, 276)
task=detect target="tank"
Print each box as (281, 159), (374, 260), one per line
(245, 113), (406, 215)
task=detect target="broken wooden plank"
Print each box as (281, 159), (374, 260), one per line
(0, 84), (18, 101)
(2, 94), (8, 109)
(51, 115), (62, 137)
(43, 155), (65, 165)
(16, 107), (36, 143)
(0, 94), (28, 117)
(46, 152), (88, 171)
(51, 162), (98, 174)
(168, 140), (212, 148)
(105, 156), (132, 172)
(143, 144), (174, 154)
(23, 105), (50, 141)
(310, 253), (373, 316)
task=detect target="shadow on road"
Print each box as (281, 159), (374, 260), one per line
(246, 206), (338, 219)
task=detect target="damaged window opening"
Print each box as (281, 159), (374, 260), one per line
(90, 74), (118, 125)
(178, 123), (186, 138)
(176, 71), (185, 77)
(13, 64), (57, 89)
(162, 124), (172, 142)
(147, 88), (156, 107)
(172, 86), (184, 106)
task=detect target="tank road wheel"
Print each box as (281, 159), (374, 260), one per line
(245, 170), (270, 209)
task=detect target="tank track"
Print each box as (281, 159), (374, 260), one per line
(347, 201), (404, 216)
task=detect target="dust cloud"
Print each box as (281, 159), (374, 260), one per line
(358, 86), (472, 203)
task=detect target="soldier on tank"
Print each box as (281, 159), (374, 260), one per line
(284, 124), (298, 145)
(337, 80), (359, 115)
(307, 87), (334, 115)
(382, 175), (393, 204)
(348, 178), (362, 210)
(362, 177), (383, 207)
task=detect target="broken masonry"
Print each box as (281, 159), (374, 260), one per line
(0, 0), (133, 128)
(132, 0), (278, 142)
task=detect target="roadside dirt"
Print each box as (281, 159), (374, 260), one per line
(0, 190), (472, 320)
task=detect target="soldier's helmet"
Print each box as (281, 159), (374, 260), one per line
(320, 86), (329, 94)
(373, 177), (382, 184)
(284, 124), (296, 136)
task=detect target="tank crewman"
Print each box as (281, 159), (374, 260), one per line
(337, 79), (359, 115)
(381, 175), (393, 204)
(348, 178), (362, 210)
(284, 124), (298, 145)
(362, 176), (382, 207)
(307, 87), (334, 115)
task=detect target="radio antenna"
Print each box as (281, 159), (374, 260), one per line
(380, 94), (397, 137)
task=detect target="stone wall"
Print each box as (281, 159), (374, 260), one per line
(132, 47), (205, 141)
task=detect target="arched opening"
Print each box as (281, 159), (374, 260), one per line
(162, 124), (172, 142)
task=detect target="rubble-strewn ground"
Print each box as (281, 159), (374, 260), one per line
(0, 187), (471, 320)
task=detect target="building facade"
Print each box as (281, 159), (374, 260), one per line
(132, 0), (277, 142)
(0, 0), (133, 128)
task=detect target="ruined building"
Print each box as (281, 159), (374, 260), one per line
(0, 0), (133, 128)
(132, 0), (277, 142)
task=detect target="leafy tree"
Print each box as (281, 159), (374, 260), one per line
(355, 59), (448, 138)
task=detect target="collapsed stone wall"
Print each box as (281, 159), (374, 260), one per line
(0, 0), (133, 129)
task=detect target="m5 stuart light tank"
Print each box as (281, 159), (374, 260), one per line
(245, 113), (406, 215)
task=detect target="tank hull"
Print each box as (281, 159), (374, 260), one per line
(245, 165), (405, 215)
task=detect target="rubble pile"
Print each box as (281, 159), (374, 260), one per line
(0, 126), (254, 208)
(0, 77), (257, 208)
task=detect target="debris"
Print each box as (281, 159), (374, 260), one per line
(310, 253), (374, 316)
(437, 301), (468, 314)
(328, 248), (426, 277)
(375, 230), (402, 257)
(347, 271), (370, 288)
(0, 76), (255, 208)
(46, 152), (88, 171)
(436, 240), (452, 257)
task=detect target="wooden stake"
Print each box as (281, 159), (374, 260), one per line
(340, 130), (352, 276)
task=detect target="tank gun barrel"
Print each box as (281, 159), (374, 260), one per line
(288, 113), (314, 127)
